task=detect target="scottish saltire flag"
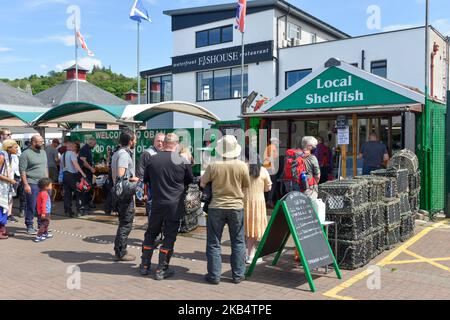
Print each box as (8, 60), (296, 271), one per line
(235, 0), (247, 33)
(76, 30), (94, 57)
(130, 0), (151, 23)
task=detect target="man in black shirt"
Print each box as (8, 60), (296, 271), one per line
(140, 133), (193, 280)
(79, 137), (96, 211)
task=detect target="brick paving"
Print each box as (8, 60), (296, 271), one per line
(1, 200), (450, 300)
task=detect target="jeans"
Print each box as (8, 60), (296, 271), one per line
(24, 184), (39, 229)
(206, 208), (246, 281)
(63, 172), (82, 215)
(363, 165), (379, 175)
(114, 198), (135, 258)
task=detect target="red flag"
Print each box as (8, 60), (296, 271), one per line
(235, 0), (247, 33)
(76, 30), (94, 57)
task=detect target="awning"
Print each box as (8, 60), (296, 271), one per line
(122, 101), (220, 123)
(0, 104), (50, 124)
(243, 58), (425, 118)
(32, 101), (220, 126)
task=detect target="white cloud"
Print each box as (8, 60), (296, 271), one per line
(40, 64), (49, 69)
(0, 47), (13, 52)
(25, 0), (68, 8)
(55, 57), (102, 72)
(382, 24), (420, 32)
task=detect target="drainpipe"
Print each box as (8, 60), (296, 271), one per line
(430, 42), (439, 98)
(275, 7), (291, 96)
(361, 50), (366, 71)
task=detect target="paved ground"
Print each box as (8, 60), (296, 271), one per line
(1, 200), (450, 300)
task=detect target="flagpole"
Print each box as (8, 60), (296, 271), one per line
(74, 23), (79, 101)
(240, 31), (244, 107)
(137, 21), (141, 105)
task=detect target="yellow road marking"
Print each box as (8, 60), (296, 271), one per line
(403, 249), (450, 272)
(323, 220), (448, 300)
(384, 257), (450, 265)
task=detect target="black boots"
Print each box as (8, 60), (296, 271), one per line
(139, 246), (154, 276)
(154, 248), (174, 281)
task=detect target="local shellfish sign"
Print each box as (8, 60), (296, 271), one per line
(306, 75), (364, 105)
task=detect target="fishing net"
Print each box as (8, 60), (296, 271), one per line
(318, 179), (368, 214)
(387, 149), (420, 175)
(384, 223), (401, 250)
(399, 192), (411, 214)
(325, 203), (372, 241)
(400, 212), (415, 242)
(381, 198), (401, 225)
(371, 227), (386, 258)
(370, 202), (384, 229)
(329, 235), (373, 270)
(372, 168), (409, 194)
(354, 175), (388, 202)
(408, 171), (421, 192)
(409, 189), (420, 213)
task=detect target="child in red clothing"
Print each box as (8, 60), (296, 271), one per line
(34, 178), (53, 243)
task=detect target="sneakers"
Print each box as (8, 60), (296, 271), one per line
(154, 268), (175, 281)
(43, 232), (53, 239)
(8, 216), (19, 222)
(114, 253), (136, 262)
(204, 274), (220, 285)
(34, 236), (46, 242)
(232, 277), (245, 284)
(26, 228), (37, 235)
(245, 256), (263, 265)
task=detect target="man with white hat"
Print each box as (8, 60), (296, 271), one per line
(200, 135), (250, 285)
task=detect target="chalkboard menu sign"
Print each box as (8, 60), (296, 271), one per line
(246, 191), (341, 292)
(283, 192), (334, 270)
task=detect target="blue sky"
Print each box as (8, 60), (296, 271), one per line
(0, 0), (449, 80)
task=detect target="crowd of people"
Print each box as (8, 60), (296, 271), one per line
(0, 126), (390, 284)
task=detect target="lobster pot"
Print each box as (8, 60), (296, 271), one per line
(372, 168), (409, 194)
(400, 212), (415, 242)
(399, 192), (411, 214)
(408, 171), (421, 192)
(387, 149), (420, 175)
(371, 227), (385, 258)
(325, 204), (371, 241)
(409, 190), (420, 213)
(370, 202), (384, 229)
(354, 176), (388, 202)
(329, 235), (373, 270)
(179, 206), (200, 233)
(380, 198), (401, 225)
(384, 223), (401, 250)
(318, 180), (369, 214)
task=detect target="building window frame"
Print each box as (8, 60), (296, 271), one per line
(371, 60), (387, 78)
(196, 66), (248, 102)
(285, 68), (312, 90)
(195, 25), (233, 48)
(287, 22), (301, 41)
(148, 74), (173, 103)
(311, 33), (317, 44)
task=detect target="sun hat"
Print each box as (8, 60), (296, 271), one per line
(215, 135), (242, 159)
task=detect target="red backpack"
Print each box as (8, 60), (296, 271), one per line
(284, 149), (317, 191)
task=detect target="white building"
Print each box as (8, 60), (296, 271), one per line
(141, 0), (449, 139)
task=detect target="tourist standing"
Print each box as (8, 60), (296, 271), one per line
(0, 140), (20, 239)
(62, 142), (86, 217)
(78, 137), (97, 210)
(19, 135), (48, 235)
(111, 129), (139, 262)
(46, 138), (60, 183)
(200, 135), (250, 285)
(359, 133), (389, 175)
(315, 136), (332, 184)
(244, 148), (272, 264)
(140, 133), (193, 280)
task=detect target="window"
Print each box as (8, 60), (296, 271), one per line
(149, 75), (172, 103)
(311, 33), (317, 43)
(95, 123), (107, 130)
(288, 23), (301, 40)
(371, 60), (387, 78)
(197, 66), (248, 101)
(285, 69), (312, 89)
(196, 25), (233, 48)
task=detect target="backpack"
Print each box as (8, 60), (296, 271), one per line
(284, 149), (317, 191)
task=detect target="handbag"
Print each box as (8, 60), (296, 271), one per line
(112, 169), (137, 201)
(0, 152), (11, 211)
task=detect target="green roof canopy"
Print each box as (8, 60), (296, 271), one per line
(0, 104), (50, 124)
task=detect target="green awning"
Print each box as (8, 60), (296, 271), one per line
(0, 105), (50, 124)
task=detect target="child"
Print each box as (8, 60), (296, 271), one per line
(34, 178), (53, 243)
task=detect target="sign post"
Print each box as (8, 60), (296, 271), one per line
(246, 192), (341, 292)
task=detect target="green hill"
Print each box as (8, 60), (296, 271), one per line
(1, 66), (146, 99)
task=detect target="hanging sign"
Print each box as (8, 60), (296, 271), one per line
(337, 126), (350, 145)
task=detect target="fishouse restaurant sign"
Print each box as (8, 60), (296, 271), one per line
(172, 41), (273, 74)
(263, 60), (424, 113)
